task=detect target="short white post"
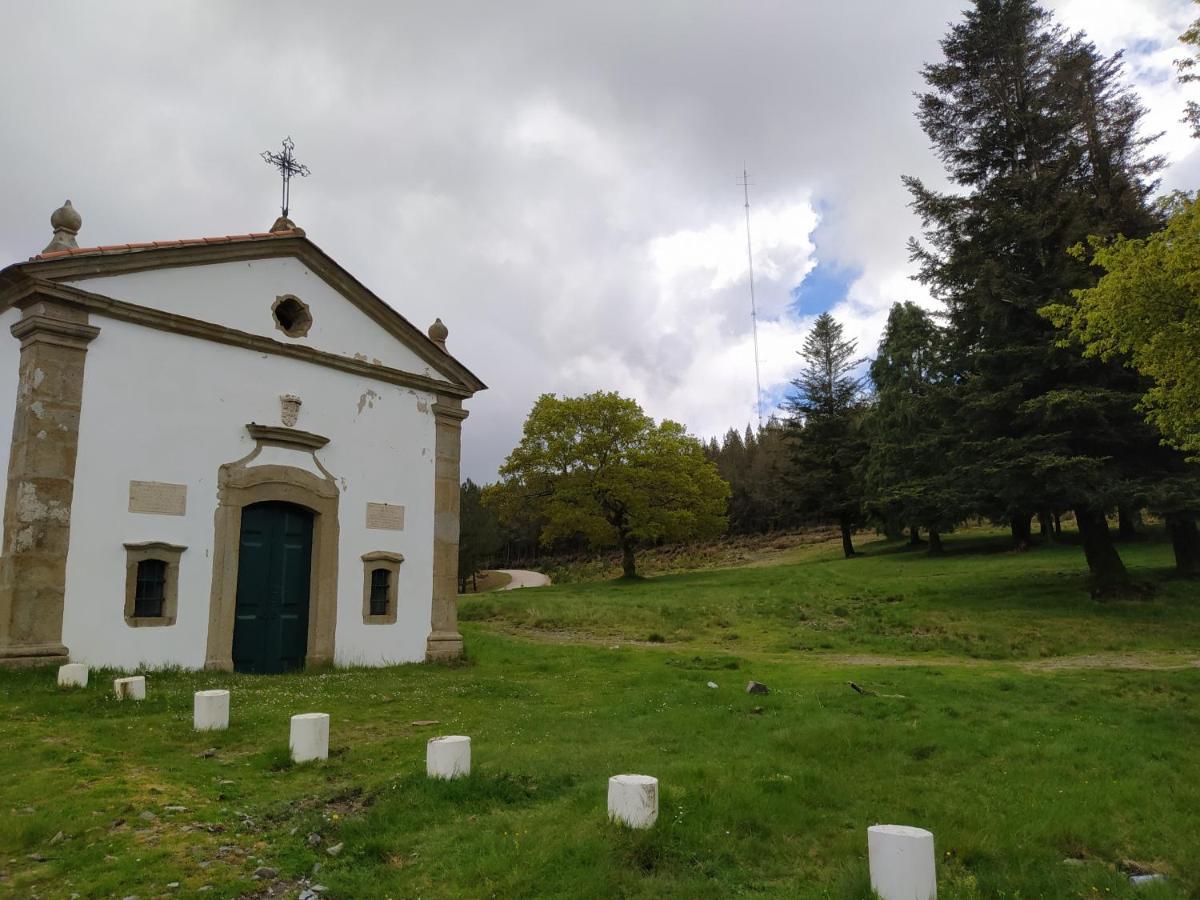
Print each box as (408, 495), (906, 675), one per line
(426, 735), (471, 779)
(57, 663), (88, 688)
(289, 713), (329, 763)
(193, 690), (230, 731)
(113, 675), (146, 701)
(868, 824), (937, 900)
(607, 774), (659, 829)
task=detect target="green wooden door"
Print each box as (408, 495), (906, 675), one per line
(232, 502), (314, 674)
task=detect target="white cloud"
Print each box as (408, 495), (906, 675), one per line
(0, 0), (1194, 479)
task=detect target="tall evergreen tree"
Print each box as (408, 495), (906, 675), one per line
(785, 313), (868, 558)
(864, 302), (963, 554)
(905, 0), (1162, 594)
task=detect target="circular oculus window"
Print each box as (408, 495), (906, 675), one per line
(272, 294), (312, 338)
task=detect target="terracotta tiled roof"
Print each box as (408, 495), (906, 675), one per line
(32, 229), (305, 261)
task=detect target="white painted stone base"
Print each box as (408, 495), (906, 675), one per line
(607, 774), (658, 829)
(113, 675), (146, 700)
(57, 663), (88, 688)
(426, 735), (471, 779)
(194, 690), (230, 731)
(868, 824), (937, 900)
(290, 713), (329, 763)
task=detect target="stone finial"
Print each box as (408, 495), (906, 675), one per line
(43, 200), (82, 253)
(428, 318), (448, 350)
(269, 215), (304, 235)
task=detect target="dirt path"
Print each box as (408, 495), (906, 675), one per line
(494, 569), (551, 590)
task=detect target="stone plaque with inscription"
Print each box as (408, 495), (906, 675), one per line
(128, 481), (187, 516)
(366, 502), (405, 531)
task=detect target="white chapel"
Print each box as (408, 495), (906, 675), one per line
(0, 201), (484, 672)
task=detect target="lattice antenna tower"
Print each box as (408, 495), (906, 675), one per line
(739, 167), (764, 428)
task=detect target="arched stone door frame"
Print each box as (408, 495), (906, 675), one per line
(204, 425), (339, 671)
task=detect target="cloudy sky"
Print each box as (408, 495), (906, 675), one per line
(2, 1), (1197, 480)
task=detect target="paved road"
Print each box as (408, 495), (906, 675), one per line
(494, 569), (551, 590)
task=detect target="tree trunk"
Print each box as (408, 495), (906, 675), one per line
(908, 526), (922, 546)
(1011, 513), (1033, 550)
(1117, 506), (1141, 541)
(1073, 506), (1131, 597)
(1038, 509), (1055, 544)
(1166, 514), (1200, 576)
(1054, 512), (1063, 536)
(840, 518), (857, 558)
(927, 528), (944, 556)
(884, 517), (903, 541)
(621, 539), (637, 578)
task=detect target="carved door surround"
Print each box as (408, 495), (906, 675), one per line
(204, 423), (339, 671)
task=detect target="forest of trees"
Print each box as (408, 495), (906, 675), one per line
(462, 0), (1200, 595)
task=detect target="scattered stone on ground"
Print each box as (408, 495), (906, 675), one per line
(306, 832), (322, 847)
(197, 748), (217, 758)
(326, 842), (344, 857)
(750, 706), (764, 715)
(1131, 874), (1166, 885)
(166, 882), (180, 890)
(164, 805), (188, 813)
(27, 853), (45, 863)
(706, 681), (718, 689)
(745, 680), (769, 694)
(411, 720), (439, 726)
(253, 866), (277, 879)
(49, 831), (65, 845)
(138, 811), (157, 822)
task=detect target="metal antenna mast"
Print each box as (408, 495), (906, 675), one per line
(739, 167), (764, 427)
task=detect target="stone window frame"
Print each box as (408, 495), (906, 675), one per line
(123, 541), (186, 627)
(272, 294), (313, 338)
(362, 551), (404, 624)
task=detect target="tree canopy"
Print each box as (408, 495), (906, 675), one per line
(1046, 195), (1200, 461)
(486, 391), (729, 577)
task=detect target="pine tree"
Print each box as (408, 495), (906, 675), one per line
(864, 302), (964, 554)
(785, 313), (868, 558)
(905, 0), (1163, 594)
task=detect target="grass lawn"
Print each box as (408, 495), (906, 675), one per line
(1, 530), (1197, 898)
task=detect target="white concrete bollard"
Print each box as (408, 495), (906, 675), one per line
(193, 690), (230, 731)
(426, 735), (471, 780)
(113, 675), (146, 701)
(607, 774), (659, 829)
(290, 713), (329, 763)
(868, 824), (937, 900)
(57, 663), (88, 688)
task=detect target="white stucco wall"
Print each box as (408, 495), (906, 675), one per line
(0, 307), (22, 515)
(66, 257), (451, 383)
(61, 311), (440, 670)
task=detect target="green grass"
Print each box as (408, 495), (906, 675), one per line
(1, 529), (1197, 898)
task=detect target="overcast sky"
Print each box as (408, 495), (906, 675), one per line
(2, 1), (1197, 481)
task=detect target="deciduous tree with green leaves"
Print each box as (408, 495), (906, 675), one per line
(458, 479), (503, 592)
(485, 391), (729, 578)
(1046, 195), (1200, 461)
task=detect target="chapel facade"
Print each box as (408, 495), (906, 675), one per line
(0, 202), (484, 672)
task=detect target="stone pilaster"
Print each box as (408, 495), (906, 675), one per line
(426, 396), (468, 661)
(0, 297), (99, 667)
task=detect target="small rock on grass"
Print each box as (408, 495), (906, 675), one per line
(307, 832), (322, 847)
(410, 720), (439, 727)
(706, 681), (718, 689)
(746, 681), (769, 695)
(253, 866), (277, 879)
(49, 831), (65, 845)
(197, 748), (217, 759)
(326, 842), (344, 857)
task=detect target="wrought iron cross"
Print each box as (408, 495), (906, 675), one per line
(261, 136), (310, 219)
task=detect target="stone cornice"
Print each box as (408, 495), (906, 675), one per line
(246, 423), (330, 450)
(10, 313), (100, 350)
(432, 400), (470, 425)
(362, 550), (405, 564)
(0, 237), (486, 394)
(123, 541), (188, 554)
(9, 280), (473, 398)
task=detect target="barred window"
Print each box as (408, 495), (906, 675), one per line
(134, 559), (167, 618)
(369, 568), (390, 616)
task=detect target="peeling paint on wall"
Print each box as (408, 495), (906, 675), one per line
(357, 389), (380, 414)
